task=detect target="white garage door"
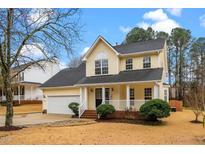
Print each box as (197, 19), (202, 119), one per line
(47, 95), (80, 114)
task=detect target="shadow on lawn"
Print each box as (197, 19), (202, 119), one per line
(96, 119), (167, 126)
(190, 120), (203, 124)
(0, 126), (25, 131)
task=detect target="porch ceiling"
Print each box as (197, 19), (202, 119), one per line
(77, 68), (163, 85)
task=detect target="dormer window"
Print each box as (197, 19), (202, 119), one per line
(95, 59), (108, 75)
(126, 58), (133, 70)
(143, 57), (151, 68)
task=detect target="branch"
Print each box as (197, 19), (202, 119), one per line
(10, 21), (54, 66)
(0, 43), (7, 71)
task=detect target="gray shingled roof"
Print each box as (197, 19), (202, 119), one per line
(113, 38), (165, 54)
(41, 62), (86, 88)
(77, 68), (163, 85)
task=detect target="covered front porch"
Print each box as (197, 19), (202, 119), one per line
(0, 82), (43, 103)
(79, 81), (166, 117)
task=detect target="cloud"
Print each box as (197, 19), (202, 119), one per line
(20, 44), (45, 58)
(151, 19), (180, 34)
(119, 26), (132, 33)
(166, 8), (182, 17)
(200, 14), (205, 28)
(81, 47), (90, 55)
(137, 22), (150, 30)
(138, 9), (180, 34)
(143, 9), (168, 21)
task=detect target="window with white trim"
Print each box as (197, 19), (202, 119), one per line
(144, 88), (152, 100)
(95, 59), (108, 75)
(130, 88), (135, 106)
(105, 88), (111, 104)
(164, 89), (168, 102)
(130, 88), (135, 100)
(126, 58), (133, 70)
(143, 57), (151, 68)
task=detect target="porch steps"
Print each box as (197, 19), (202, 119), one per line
(81, 110), (97, 119)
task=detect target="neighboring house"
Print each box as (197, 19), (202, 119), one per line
(41, 36), (169, 116)
(0, 61), (60, 103)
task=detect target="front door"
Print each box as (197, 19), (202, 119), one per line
(95, 88), (102, 108)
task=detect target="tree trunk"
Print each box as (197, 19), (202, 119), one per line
(195, 113), (199, 122)
(175, 50), (179, 99)
(2, 72), (13, 127)
(168, 49), (172, 98)
(179, 49), (183, 100)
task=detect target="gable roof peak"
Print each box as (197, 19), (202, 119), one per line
(82, 36), (119, 61)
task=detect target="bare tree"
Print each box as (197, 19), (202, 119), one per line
(185, 88), (201, 122)
(0, 8), (81, 127)
(185, 87), (203, 122)
(68, 55), (82, 68)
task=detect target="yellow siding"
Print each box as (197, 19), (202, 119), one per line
(119, 52), (159, 71)
(130, 82), (155, 100)
(86, 40), (119, 76)
(43, 88), (80, 96)
(158, 81), (164, 100)
(87, 87), (95, 110)
(159, 48), (168, 82)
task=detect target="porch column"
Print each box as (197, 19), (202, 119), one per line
(126, 85), (130, 109)
(102, 87), (105, 104)
(154, 84), (159, 99)
(84, 87), (88, 109)
(118, 85), (120, 110)
(80, 87), (83, 104)
(18, 85), (20, 104)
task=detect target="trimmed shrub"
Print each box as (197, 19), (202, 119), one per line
(96, 104), (115, 119)
(68, 102), (79, 116)
(139, 99), (171, 121)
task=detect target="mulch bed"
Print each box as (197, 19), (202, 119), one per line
(23, 120), (96, 128)
(0, 126), (25, 131)
(96, 118), (166, 126)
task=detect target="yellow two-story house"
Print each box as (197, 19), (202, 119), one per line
(41, 36), (169, 117)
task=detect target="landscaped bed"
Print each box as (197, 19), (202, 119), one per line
(0, 109), (205, 144)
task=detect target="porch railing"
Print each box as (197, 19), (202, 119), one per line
(1, 95), (25, 101)
(79, 101), (86, 118)
(105, 100), (146, 111)
(0, 95), (43, 101)
(13, 95), (25, 100)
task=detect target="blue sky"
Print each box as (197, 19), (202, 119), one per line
(62, 8), (205, 65)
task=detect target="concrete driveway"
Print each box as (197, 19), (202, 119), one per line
(0, 113), (73, 126)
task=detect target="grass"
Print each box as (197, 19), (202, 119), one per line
(0, 104), (42, 115)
